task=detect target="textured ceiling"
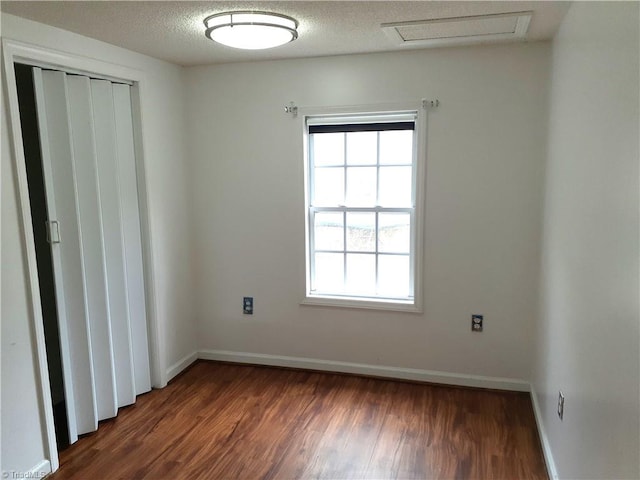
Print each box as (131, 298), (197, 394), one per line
(0, 1), (571, 66)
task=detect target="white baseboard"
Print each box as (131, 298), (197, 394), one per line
(19, 459), (52, 477)
(166, 351), (198, 382)
(197, 349), (530, 392)
(530, 385), (559, 479)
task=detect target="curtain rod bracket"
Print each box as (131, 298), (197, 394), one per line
(284, 102), (298, 117)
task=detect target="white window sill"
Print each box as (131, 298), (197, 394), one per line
(301, 294), (422, 313)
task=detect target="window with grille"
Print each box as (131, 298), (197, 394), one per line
(303, 109), (424, 311)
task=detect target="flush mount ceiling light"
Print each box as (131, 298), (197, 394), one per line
(204, 11), (298, 50)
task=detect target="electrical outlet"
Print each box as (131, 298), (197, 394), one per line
(557, 391), (565, 420)
(243, 297), (253, 315)
(471, 314), (483, 332)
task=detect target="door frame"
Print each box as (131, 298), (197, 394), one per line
(2, 39), (165, 473)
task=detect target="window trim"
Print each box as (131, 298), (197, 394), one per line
(301, 102), (427, 313)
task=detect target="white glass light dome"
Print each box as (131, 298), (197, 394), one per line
(204, 12), (299, 50)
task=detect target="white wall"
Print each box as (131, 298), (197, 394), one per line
(1, 14), (196, 474)
(533, 2), (640, 479)
(187, 43), (550, 381)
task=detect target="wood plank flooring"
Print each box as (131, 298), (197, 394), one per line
(51, 361), (548, 479)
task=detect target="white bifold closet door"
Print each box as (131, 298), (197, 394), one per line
(32, 68), (151, 443)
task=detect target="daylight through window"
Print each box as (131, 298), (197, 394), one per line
(305, 111), (421, 307)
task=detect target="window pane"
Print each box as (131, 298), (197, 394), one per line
(313, 167), (344, 206)
(378, 166), (412, 207)
(346, 131), (377, 165)
(379, 130), (413, 165)
(314, 212), (344, 251)
(307, 115), (420, 305)
(378, 213), (410, 253)
(345, 253), (376, 295)
(378, 255), (410, 298)
(313, 132), (344, 166)
(346, 167), (376, 206)
(314, 253), (344, 292)
(346, 212), (375, 252)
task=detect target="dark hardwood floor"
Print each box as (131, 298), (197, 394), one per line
(51, 361), (548, 479)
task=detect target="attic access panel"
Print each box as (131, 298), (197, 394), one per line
(382, 11), (532, 48)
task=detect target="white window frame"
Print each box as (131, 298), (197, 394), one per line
(301, 102), (427, 313)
